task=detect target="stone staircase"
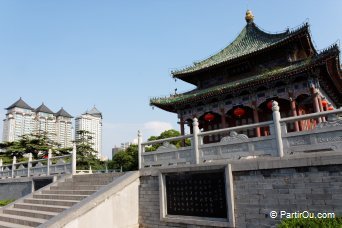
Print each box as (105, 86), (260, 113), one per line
(0, 173), (124, 228)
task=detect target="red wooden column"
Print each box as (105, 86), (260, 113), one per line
(179, 116), (185, 146)
(252, 102), (261, 137)
(289, 96), (299, 132)
(310, 86), (322, 123)
(220, 108), (227, 129)
(297, 109), (304, 131)
(317, 95), (326, 122)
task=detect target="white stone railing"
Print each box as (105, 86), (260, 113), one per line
(280, 109), (342, 155)
(0, 144), (77, 178)
(138, 133), (193, 167)
(139, 101), (342, 168)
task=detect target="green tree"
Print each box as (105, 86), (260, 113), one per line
(109, 129), (188, 171)
(0, 131), (59, 159)
(74, 130), (105, 170)
(108, 144), (138, 171)
(146, 129), (191, 151)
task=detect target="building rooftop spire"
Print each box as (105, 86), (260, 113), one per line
(245, 9), (254, 23)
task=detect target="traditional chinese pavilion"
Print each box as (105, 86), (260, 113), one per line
(150, 10), (342, 143)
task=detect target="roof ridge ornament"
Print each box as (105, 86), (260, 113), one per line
(245, 9), (254, 23)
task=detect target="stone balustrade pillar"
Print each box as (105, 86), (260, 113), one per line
(138, 130), (142, 169)
(47, 149), (52, 176)
(72, 142), (77, 175)
(272, 101), (284, 157)
(192, 118), (200, 164)
(12, 156), (16, 178)
(27, 153), (32, 177)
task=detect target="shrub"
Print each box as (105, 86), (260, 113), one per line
(278, 217), (342, 228)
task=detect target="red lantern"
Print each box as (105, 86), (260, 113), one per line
(321, 100), (328, 107)
(204, 113), (215, 122)
(233, 107), (246, 118)
(267, 100), (273, 110)
(328, 106), (334, 111)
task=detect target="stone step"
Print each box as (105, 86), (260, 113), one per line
(50, 185), (104, 191)
(58, 180), (110, 186)
(24, 198), (79, 207)
(33, 194), (87, 201)
(42, 189), (96, 195)
(72, 173), (123, 179)
(65, 177), (116, 182)
(3, 208), (58, 220)
(14, 203), (69, 213)
(0, 213), (46, 227)
(0, 220), (33, 228)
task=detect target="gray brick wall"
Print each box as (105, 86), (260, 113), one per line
(234, 165), (342, 227)
(139, 165), (342, 228)
(0, 181), (32, 200)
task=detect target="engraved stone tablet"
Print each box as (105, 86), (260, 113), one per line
(165, 171), (227, 218)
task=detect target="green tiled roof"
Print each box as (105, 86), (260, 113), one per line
(151, 45), (339, 111)
(172, 22), (309, 76)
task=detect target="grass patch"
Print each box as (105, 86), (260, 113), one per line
(0, 199), (15, 206)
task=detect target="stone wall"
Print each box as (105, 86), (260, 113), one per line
(0, 178), (32, 200)
(234, 165), (342, 227)
(139, 153), (342, 228)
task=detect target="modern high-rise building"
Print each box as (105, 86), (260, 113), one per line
(55, 108), (73, 148)
(34, 103), (57, 141)
(2, 98), (73, 148)
(75, 107), (102, 158)
(2, 98), (35, 142)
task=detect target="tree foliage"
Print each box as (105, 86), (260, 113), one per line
(108, 144), (138, 171)
(74, 130), (105, 170)
(0, 131), (60, 159)
(109, 129), (187, 171)
(0, 130), (105, 170)
(146, 129), (190, 151)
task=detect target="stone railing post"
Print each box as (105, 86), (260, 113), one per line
(47, 149), (52, 176)
(192, 118), (200, 164)
(12, 156), (16, 178)
(27, 153), (32, 177)
(138, 130), (142, 169)
(272, 101), (284, 157)
(72, 142), (77, 175)
(0, 158), (3, 172)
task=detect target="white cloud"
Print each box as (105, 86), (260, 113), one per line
(143, 121), (173, 135)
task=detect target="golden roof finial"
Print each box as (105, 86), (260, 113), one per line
(245, 9), (254, 23)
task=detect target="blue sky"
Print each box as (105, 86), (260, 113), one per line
(0, 1), (341, 159)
